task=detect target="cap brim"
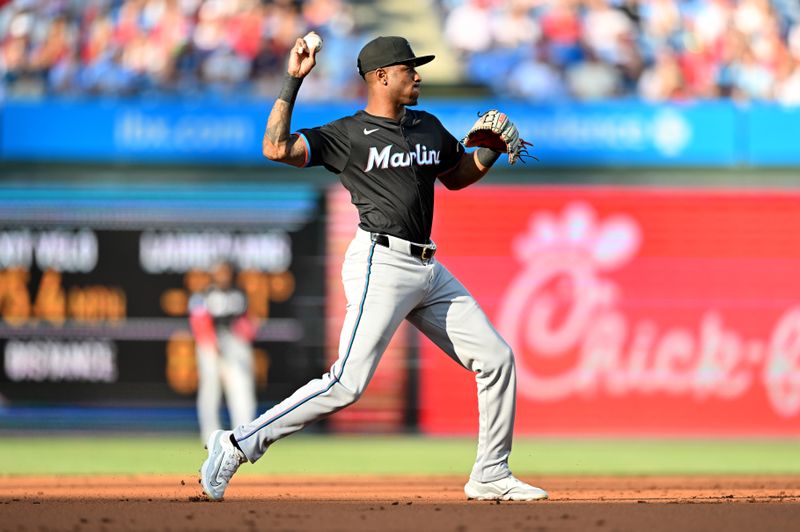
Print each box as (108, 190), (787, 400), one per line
(404, 55), (435, 67)
(360, 55), (437, 76)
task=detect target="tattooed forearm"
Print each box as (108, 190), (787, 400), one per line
(266, 74), (302, 145)
(266, 99), (292, 146)
(262, 74), (306, 165)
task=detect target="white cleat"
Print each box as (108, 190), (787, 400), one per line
(465, 475), (549, 501)
(199, 430), (247, 501)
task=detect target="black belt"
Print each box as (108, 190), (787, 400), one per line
(371, 234), (437, 260)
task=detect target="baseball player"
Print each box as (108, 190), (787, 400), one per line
(200, 35), (547, 502)
(189, 261), (257, 443)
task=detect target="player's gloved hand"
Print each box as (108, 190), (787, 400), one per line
(288, 37), (317, 78)
(461, 110), (536, 165)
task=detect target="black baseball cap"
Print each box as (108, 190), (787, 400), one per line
(357, 36), (435, 77)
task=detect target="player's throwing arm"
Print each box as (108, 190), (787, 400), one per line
(261, 33), (321, 166)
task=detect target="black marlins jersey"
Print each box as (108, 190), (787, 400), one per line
(297, 109), (464, 243)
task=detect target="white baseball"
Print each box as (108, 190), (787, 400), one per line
(303, 32), (322, 53)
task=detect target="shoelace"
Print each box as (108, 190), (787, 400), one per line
(218, 448), (244, 481)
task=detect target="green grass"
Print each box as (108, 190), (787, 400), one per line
(1, 435), (798, 476)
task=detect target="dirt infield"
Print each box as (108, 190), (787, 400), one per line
(2, 475), (799, 531)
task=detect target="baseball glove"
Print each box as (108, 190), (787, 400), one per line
(461, 109), (536, 165)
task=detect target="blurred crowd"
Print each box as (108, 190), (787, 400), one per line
(0, 0), (364, 99)
(443, 0), (800, 104)
(3, 0), (800, 103)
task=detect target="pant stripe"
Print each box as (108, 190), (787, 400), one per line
(237, 241), (376, 442)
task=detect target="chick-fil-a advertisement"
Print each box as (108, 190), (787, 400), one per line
(420, 187), (800, 435)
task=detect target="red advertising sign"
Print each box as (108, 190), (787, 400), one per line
(420, 187), (800, 436)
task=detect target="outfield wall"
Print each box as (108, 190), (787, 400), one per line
(2, 182), (799, 435)
(2, 96), (800, 435)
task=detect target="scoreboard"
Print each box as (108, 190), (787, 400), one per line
(0, 183), (326, 418)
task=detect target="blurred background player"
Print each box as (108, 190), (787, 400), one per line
(188, 261), (257, 442)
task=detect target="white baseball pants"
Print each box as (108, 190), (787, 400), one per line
(196, 329), (257, 443)
(234, 228), (516, 482)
